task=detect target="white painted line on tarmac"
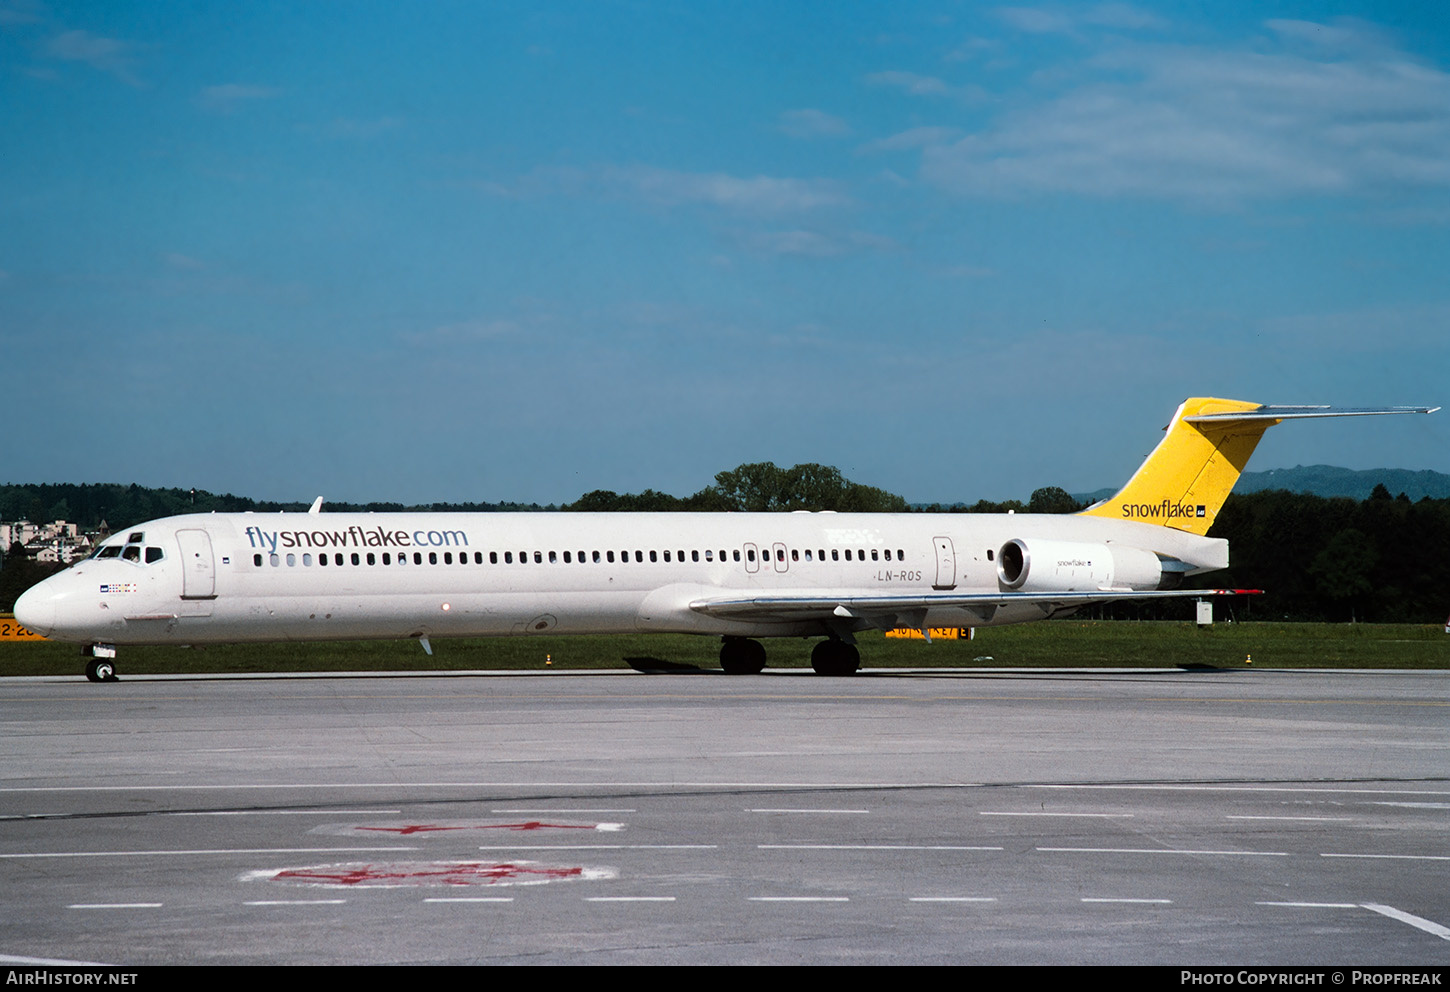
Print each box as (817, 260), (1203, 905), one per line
(1030, 784), (1450, 797)
(980, 811), (1132, 818)
(67, 903), (163, 909)
(0, 954), (111, 966)
(1257, 901), (1358, 908)
(424, 897), (514, 903)
(1225, 815), (1352, 822)
(749, 897), (850, 903)
(0, 846), (416, 859)
(244, 900), (346, 906)
(1321, 853), (1450, 862)
(751, 808), (870, 814)
(1081, 898), (1172, 904)
(1039, 847), (1288, 856)
(0, 780), (982, 793)
(475, 844), (716, 851)
(168, 809), (402, 816)
(1371, 802), (1450, 810)
(761, 844), (1003, 851)
(910, 897), (997, 903)
(586, 897), (678, 902)
(492, 808), (637, 814)
(1362, 904), (1450, 940)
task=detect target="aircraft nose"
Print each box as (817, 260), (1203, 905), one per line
(13, 583), (55, 638)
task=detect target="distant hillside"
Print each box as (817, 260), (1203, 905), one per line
(1236, 465), (1450, 500)
(1076, 465), (1450, 505)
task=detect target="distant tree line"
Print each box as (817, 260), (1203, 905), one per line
(0, 482), (552, 534)
(1201, 484), (1450, 623)
(566, 462), (908, 513)
(3, 477), (1447, 623)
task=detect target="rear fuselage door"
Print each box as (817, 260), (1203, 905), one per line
(932, 536), (957, 590)
(177, 529), (217, 599)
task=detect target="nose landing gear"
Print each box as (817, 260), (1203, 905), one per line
(83, 645), (119, 683)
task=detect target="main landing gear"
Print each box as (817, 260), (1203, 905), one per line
(84, 645), (118, 683)
(719, 636), (767, 675)
(810, 638), (860, 677)
(719, 636), (861, 676)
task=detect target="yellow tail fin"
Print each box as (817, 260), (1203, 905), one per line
(1079, 398), (1438, 536)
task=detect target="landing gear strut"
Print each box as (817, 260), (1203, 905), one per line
(811, 638), (859, 676)
(719, 636), (767, 675)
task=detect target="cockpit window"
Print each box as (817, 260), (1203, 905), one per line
(95, 546), (122, 559)
(127, 532), (144, 543)
(122, 546), (141, 562)
(145, 547), (164, 564)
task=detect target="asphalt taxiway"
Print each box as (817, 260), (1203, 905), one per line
(1, 667), (1447, 965)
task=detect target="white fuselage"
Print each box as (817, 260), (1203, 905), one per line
(15, 510), (1227, 647)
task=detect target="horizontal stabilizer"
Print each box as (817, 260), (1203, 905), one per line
(1186, 405), (1438, 422)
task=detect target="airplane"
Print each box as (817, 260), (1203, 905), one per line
(13, 397), (1437, 682)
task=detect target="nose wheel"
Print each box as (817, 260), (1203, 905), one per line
(83, 645), (119, 682)
(85, 658), (117, 682)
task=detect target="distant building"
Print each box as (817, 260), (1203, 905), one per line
(1, 520), (94, 564)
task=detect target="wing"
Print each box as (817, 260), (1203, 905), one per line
(690, 587), (1259, 630)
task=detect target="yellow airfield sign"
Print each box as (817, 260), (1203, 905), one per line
(0, 615), (46, 641)
(885, 627), (972, 640)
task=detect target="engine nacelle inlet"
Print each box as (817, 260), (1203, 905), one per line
(996, 538), (1166, 592)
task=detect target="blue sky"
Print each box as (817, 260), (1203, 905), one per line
(3, 1), (1447, 505)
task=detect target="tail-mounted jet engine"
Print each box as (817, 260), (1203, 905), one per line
(996, 538), (1172, 592)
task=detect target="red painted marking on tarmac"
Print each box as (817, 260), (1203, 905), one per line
(355, 825), (468, 835)
(478, 821), (597, 831)
(274, 862), (585, 887)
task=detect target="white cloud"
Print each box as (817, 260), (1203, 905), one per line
(741, 229), (896, 257)
(861, 126), (963, 154)
(404, 318), (523, 345)
(919, 23), (1450, 202)
(778, 108), (851, 139)
(44, 29), (140, 84)
(995, 4), (1165, 36)
(195, 83), (283, 114)
(994, 7), (1077, 35)
(866, 70), (955, 97)
(0, 1), (44, 26)
(865, 70), (991, 106)
(498, 164), (850, 214)
(307, 116), (405, 139)
(163, 253), (206, 271)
